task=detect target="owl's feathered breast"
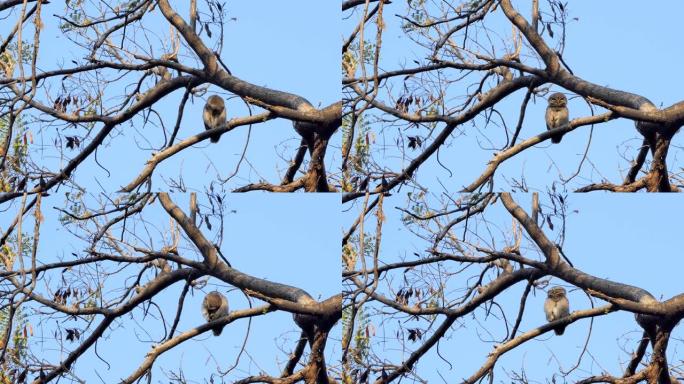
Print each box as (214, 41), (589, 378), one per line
(207, 106), (222, 116)
(545, 106), (569, 129)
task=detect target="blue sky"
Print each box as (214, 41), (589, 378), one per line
(1, 192), (340, 382)
(343, 192), (684, 382)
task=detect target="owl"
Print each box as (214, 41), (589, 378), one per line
(203, 95), (226, 143)
(544, 286), (570, 335)
(545, 92), (569, 144)
(202, 291), (229, 336)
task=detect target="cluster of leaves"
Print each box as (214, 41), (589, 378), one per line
(341, 307), (372, 383)
(0, 307), (30, 383)
(341, 114), (373, 192)
(0, 114), (31, 192)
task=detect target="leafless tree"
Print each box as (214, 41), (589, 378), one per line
(0, 192), (341, 383)
(0, 1), (341, 198)
(342, 0), (684, 197)
(342, 192), (684, 384)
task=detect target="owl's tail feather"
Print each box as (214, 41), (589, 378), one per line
(551, 133), (564, 144)
(554, 325), (566, 335)
(212, 325), (225, 336)
(210, 134), (221, 143)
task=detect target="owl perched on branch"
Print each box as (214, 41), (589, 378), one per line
(202, 291), (229, 336)
(544, 286), (570, 335)
(545, 92), (569, 144)
(203, 95), (226, 143)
